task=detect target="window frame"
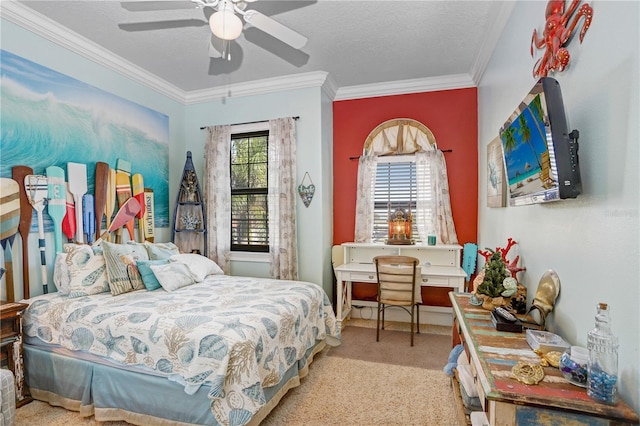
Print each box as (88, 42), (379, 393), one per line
(229, 123), (270, 253)
(372, 154), (421, 243)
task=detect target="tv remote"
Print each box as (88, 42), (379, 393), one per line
(494, 307), (517, 322)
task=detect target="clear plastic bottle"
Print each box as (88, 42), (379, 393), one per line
(586, 303), (619, 405)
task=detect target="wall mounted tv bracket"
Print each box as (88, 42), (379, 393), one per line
(568, 129), (580, 174)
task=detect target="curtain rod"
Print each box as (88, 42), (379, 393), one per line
(348, 149), (452, 160)
(200, 116), (299, 130)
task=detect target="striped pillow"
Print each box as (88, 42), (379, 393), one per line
(102, 242), (149, 296)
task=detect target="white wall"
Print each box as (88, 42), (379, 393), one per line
(478, 1), (639, 411)
(183, 86), (335, 297)
(1, 19), (182, 299)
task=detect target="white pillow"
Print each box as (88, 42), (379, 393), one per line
(169, 254), (223, 282)
(53, 252), (71, 294)
(150, 262), (197, 292)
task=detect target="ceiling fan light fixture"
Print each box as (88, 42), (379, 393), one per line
(209, 10), (243, 41)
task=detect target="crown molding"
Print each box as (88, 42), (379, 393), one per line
(334, 74), (476, 101)
(0, 1), (186, 103)
(469, 1), (516, 85)
(1, 1), (497, 105)
(184, 71), (331, 104)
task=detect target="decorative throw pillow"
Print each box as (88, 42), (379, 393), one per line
(150, 262), (197, 292)
(53, 252), (71, 294)
(120, 254), (145, 291)
(169, 253), (224, 282)
(136, 259), (170, 291)
(144, 241), (181, 260)
(102, 241), (150, 296)
(64, 245), (110, 299)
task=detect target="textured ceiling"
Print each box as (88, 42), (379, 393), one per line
(10, 1), (511, 94)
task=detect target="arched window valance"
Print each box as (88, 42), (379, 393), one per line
(363, 119), (437, 156)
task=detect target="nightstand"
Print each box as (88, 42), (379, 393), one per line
(0, 301), (32, 407)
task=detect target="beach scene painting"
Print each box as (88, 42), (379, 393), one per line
(0, 50), (169, 230)
(500, 93), (555, 200)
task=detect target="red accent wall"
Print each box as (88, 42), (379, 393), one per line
(333, 88), (479, 247)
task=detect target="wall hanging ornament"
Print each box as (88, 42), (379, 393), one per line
(297, 172), (315, 208)
(531, 0), (593, 78)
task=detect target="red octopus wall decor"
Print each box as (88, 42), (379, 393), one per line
(531, 0), (594, 78)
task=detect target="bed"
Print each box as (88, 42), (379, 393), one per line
(19, 243), (340, 426)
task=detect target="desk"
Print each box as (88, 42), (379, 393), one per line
(450, 293), (639, 425)
(334, 243), (466, 328)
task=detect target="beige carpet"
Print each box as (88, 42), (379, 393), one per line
(326, 326), (452, 370)
(16, 320), (462, 425)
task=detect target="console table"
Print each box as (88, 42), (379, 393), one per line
(450, 293), (639, 425)
(334, 243), (466, 328)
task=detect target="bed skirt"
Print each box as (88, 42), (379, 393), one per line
(24, 340), (327, 425)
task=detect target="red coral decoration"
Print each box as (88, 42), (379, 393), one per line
(478, 238), (526, 278)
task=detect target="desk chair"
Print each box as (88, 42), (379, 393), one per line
(373, 255), (422, 346)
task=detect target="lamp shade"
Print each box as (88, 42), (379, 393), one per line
(209, 10), (243, 40)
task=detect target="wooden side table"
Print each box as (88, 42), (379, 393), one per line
(0, 301), (32, 407)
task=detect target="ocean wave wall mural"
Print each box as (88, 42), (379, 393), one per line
(0, 49), (169, 231)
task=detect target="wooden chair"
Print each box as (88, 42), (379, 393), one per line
(373, 255), (422, 346)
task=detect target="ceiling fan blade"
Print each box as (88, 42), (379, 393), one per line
(119, 19), (207, 31)
(242, 10), (307, 49)
(120, 1), (198, 12)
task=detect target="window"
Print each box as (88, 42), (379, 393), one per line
(230, 130), (269, 252)
(372, 155), (420, 243)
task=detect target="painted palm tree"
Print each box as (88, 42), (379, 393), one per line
(501, 126), (517, 155)
(517, 113), (542, 171)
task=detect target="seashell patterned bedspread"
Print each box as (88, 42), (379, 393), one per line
(22, 275), (341, 425)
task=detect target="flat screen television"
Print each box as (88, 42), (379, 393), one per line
(499, 77), (581, 206)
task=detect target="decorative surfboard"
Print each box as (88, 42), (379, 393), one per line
(143, 188), (155, 242)
(0, 178), (21, 302)
(104, 168), (116, 242)
(67, 162), (87, 244)
(115, 159), (134, 242)
(132, 173), (146, 242)
(12, 165), (33, 299)
(62, 183), (76, 242)
(83, 194), (95, 244)
(94, 162), (110, 242)
(46, 166), (66, 254)
(24, 175), (49, 294)
(172, 151), (206, 255)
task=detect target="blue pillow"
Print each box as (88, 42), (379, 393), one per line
(137, 259), (170, 291)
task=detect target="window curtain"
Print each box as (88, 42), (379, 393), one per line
(268, 117), (298, 280)
(203, 125), (231, 274)
(415, 150), (458, 245)
(354, 155), (378, 243)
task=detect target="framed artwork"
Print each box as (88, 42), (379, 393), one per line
(0, 50), (169, 229)
(487, 136), (507, 208)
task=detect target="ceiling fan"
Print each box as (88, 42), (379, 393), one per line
(122, 0), (308, 60)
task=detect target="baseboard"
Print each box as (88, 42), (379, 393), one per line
(349, 302), (453, 327)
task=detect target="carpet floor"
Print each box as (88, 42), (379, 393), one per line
(15, 321), (462, 425)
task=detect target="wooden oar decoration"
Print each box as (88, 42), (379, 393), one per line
(104, 168), (116, 242)
(115, 159), (134, 243)
(83, 194), (95, 244)
(12, 165), (33, 299)
(24, 174), (49, 294)
(93, 197), (141, 247)
(94, 162), (109, 242)
(46, 166), (66, 254)
(143, 188), (155, 242)
(62, 183), (76, 242)
(132, 174), (146, 242)
(0, 178), (21, 302)
(67, 162), (87, 244)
